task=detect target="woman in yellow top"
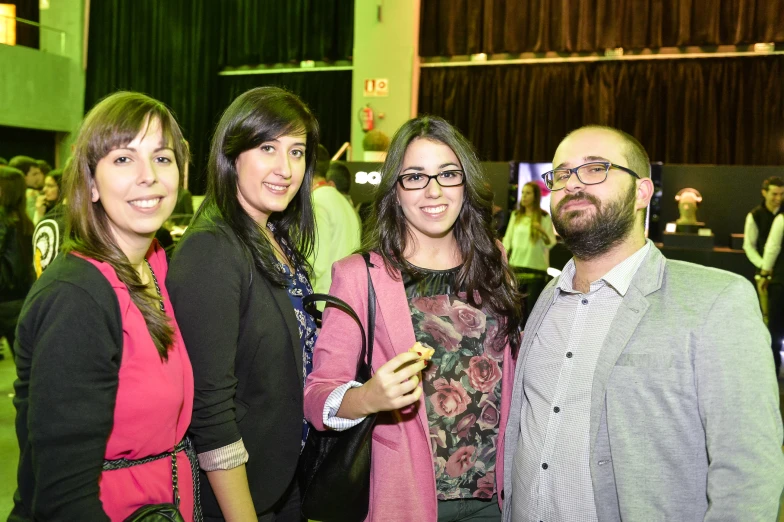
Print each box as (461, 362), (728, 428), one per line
(502, 181), (556, 315)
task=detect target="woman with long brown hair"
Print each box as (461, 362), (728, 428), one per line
(10, 92), (197, 521)
(502, 181), (556, 313)
(167, 86), (319, 521)
(304, 116), (522, 521)
(0, 167), (34, 351)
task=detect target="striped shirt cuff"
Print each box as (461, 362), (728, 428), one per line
(197, 439), (249, 471)
(323, 381), (365, 431)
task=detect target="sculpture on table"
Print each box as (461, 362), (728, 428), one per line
(675, 188), (704, 228)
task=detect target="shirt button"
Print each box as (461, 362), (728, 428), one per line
(566, 352), (573, 358)
(581, 298), (588, 305)
(542, 463), (548, 470)
(553, 406), (560, 413)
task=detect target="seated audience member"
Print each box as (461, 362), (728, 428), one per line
(0, 167), (35, 355)
(10, 91), (197, 521)
(9, 156), (43, 222)
(33, 169), (63, 224)
(503, 125), (784, 522)
(309, 158), (362, 295)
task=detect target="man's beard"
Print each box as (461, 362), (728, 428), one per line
(551, 183), (637, 260)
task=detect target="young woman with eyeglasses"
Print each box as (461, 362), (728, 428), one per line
(304, 116), (523, 522)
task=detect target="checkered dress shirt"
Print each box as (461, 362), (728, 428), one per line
(512, 241), (651, 522)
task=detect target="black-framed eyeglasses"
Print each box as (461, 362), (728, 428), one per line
(541, 161), (640, 191)
(397, 170), (466, 191)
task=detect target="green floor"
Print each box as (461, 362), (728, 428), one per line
(0, 339), (19, 519)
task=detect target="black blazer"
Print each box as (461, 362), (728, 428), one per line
(167, 215), (303, 518)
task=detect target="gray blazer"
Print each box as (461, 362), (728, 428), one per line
(503, 245), (784, 521)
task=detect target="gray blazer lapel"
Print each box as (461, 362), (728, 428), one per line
(589, 246), (666, 452)
(588, 288), (649, 448)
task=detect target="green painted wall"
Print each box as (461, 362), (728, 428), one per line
(0, 0), (85, 165)
(351, 0), (419, 159)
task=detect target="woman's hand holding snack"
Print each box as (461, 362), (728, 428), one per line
(338, 350), (428, 419)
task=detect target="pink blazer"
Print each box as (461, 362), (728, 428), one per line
(304, 252), (516, 522)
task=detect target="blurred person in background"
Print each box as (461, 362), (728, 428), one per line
(309, 154), (361, 296)
(0, 167), (35, 357)
(33, 169), (63, 224)
(33, 165), (69, 278)
(744, 176), (784, 324)
(37, 160), (52, 176)
(326, 161), (355, 206)
(9, 156), (43, 222)
(502, 181), (556, 315)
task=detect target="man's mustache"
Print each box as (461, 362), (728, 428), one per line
(555, 192), (601, 213)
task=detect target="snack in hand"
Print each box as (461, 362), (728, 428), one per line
(408, 342), (435, 361)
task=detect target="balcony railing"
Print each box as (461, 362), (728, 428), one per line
(0, 14), (67, 57)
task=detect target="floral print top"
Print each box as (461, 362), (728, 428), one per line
(404, 266), (503, 501)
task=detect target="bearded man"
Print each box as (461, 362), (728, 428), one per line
(502, 125), (784, 522)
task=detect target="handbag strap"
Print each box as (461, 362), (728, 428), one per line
(302, 253), (377, 381)
(303, 292), (367, 379)
(362, 252), (376, 371)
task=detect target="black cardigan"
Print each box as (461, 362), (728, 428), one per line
(166, 216), (304, 518)
(10, 254), (122, 521)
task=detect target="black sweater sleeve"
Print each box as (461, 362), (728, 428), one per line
(167, 227), (246, 453)
(13, 269), (122, 520)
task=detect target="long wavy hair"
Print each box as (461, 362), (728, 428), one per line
(0, 166), (34, 268)
(63, 91), (189, 360)
(195, 86), (319, 286)
(363, 116), (523, 352)
(516, 181), (547, 243)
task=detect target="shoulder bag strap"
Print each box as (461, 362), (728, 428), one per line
(303, 292), (368, 381)
(362, 253), (376, 372)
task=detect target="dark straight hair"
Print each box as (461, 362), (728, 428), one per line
(64, 91), (189, 360)
(196, 86), (319, 287)
(362, 116), (523, 352)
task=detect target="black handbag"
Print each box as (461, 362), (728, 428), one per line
(102, 438), (202, 522)
(299, 253), (377, 522)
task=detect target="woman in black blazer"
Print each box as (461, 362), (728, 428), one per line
(167, 87), (319, 521)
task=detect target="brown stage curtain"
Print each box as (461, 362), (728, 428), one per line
(420, 0), (784, 56)
(418, 55), (784, 165)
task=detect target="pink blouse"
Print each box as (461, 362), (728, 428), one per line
(82, 243), (195, 521)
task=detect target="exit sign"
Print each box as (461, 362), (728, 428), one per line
(363, 78), (389, 97)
